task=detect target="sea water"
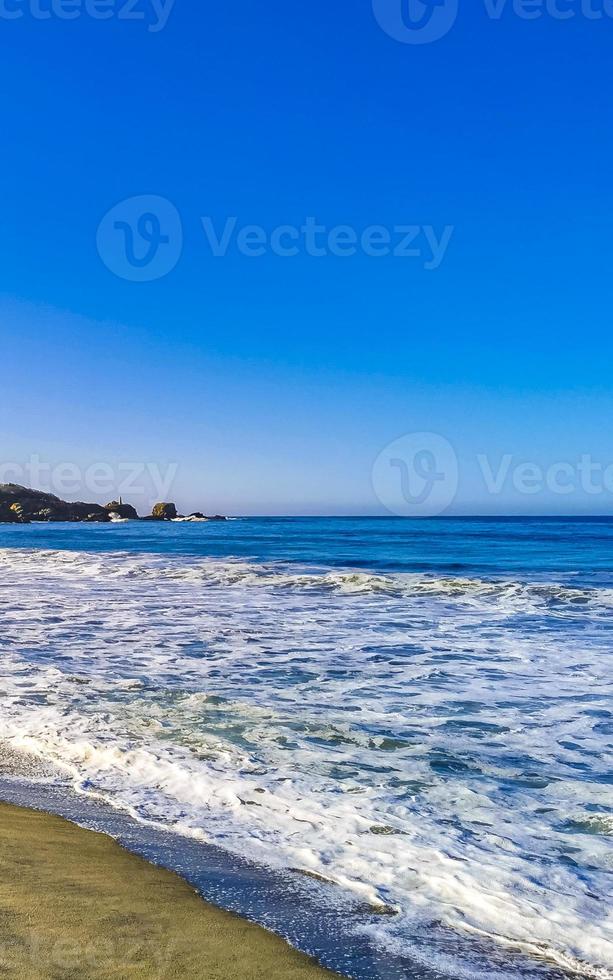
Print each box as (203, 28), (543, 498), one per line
(0, 518), (611, 979)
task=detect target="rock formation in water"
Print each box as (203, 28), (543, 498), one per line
(0, 485), (109, 523)
(0, 485), (226, 524)
(104, 500), (140, 521)
(150, 502), (178, 521)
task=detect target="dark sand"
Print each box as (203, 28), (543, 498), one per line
(0, 802), (341, 979)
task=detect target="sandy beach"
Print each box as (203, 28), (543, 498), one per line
(0, 802), (339, 979)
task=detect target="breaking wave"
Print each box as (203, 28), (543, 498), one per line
(0, 539), (612, 978)
(1, 547), (612, 614)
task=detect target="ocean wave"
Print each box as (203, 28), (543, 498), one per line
(1, 543), (612, 977)
(5, 709), (613, 980)
(1, 547), (612, 614)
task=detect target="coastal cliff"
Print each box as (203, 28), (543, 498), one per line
(0, 485), (225, 524)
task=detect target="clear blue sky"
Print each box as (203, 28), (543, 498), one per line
(1, 1), (612, 515)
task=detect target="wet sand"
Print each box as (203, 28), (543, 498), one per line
(0, 801), (340, 979)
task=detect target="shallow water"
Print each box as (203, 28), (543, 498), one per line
(0, 518), (611, 978)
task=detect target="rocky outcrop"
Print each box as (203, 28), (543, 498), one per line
(186, 512), (227, 522)
(0, 501), (25, 523)
(104, 501), (139, 521)
(150, 502), (178, 521)
(0, 485), (109, 523)
(0, 485), (226, 524)
(146, 505), (228, 522)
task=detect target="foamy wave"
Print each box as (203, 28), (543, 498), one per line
(5, 709), (613, 980)
(5, 706), (613, 979)
(1, 544), (612, 977)
(1, 547), (611, 613)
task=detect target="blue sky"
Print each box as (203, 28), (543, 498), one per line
(1, 1), (613, 515)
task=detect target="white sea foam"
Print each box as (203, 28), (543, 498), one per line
(2, 546), (612, 610)
(0, 546), (612, 977)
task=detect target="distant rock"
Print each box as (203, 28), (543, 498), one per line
(0, 484), (108, 523)
(63, 502), (109, 522)
(8, 501), (26, 521)
(0, 485), (226, 525)
(0, 501), (25, 524)
(0, 484), (126, 523)
(105, 501), (140, 521)
(150, 502), (178, 521)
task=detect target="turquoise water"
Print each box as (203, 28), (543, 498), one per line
(0, 518), (612, 978)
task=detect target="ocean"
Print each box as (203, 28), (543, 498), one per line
(0, 517), (611, 979)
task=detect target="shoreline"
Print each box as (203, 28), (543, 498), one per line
(0, 745), (408, 980)
(0, 799), (341, 979)
(0, 761), (413, 980)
